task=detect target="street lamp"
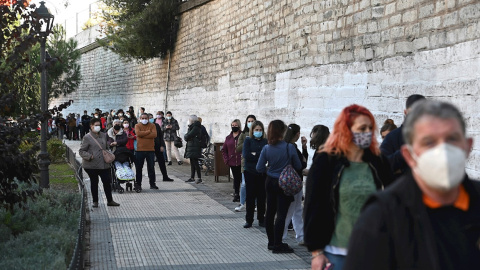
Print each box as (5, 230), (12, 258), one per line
(36, 1), (54, 189)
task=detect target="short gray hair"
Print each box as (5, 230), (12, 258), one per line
(403, 100), (466, 145)
(189, 115), (198, 124)
(113, 119), (122, 125)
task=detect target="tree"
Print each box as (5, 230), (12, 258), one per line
(0, 1), (77, 211)
(98, 0), (180, 61)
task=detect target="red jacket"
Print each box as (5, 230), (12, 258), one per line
(221, 132), (241, 166)
(123, 127), (136, 150)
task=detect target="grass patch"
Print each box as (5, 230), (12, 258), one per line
(50, 163), (79, 193)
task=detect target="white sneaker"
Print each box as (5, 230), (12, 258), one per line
(254, 206), (257, 212)
(235, 204), (245, 212)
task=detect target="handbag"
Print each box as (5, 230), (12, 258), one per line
(89, 134), (116, 164)
(174, 131), (183, 148)
(278, 143), (302, 196)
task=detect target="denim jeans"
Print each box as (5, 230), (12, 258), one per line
(240, 173), (246, 205)
(135, 151), (156, 186)
(325, 251), (346, 270)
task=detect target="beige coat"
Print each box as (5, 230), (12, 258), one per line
(79, 132), (110, 170)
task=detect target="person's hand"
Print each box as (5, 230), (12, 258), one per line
(160, 146), (164, 152)
(301, 136), (307, 147)
(311, 253), (330, 270)
(302, 168), (309, 176)
(128, 134), (134, 139)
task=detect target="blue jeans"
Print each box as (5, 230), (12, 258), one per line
(325, 251), (345, 270)
(240, 173), (246, 205)
(135, 151), (156, 186)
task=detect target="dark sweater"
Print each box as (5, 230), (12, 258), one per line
(380, 125), (408, 179)
(242, 137), (267, 174)
(343, 173), (480, 270)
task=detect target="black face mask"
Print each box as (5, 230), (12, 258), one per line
(231, 126), (239, 132)
(114, 125), (121, 131)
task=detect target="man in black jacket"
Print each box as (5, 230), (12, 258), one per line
(149, 114), (174, 182)
(344, 100), (480, 270)
(380, 94), (425, 179)
(81, 110), (91, 138)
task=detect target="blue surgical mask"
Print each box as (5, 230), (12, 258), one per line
(253, 131), (263, 138)
(247, 122), (253, 129)
(149, 119), (154, 123)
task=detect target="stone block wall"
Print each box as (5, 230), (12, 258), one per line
(52, 0), (480, 178)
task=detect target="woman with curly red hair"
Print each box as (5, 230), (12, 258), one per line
(303, 104), (393, 270)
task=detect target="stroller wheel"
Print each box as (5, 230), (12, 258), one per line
(118, 188), (124, 194)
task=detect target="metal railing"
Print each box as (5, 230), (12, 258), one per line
(66, 145), (87, 270)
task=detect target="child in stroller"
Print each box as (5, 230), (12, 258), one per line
(112, 148), (135, 193)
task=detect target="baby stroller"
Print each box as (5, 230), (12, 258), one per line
(198, 142), (214, 176)
(111, 147), (135, 193)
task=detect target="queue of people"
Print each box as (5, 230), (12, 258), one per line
(74, 97), (479, 270)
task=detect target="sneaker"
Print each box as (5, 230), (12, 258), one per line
(185, 178), (195, 183)
(243, 222), (252, 228)
(272, 243), (294, 254)
(178, 161), (183, 165)
(258, 221), (265, 227)
(168, 161), (172, 166)
(107, 201), (120, 206)
(235, 204), (245, 212)
(150, 185), (159, 189)
(92, 202), (99, 208)
(163, 178), (174, 182)
(195, 179), (203, 184)
(255, 206), (257, 212)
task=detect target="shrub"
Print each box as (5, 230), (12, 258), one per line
(48, 138), (65, 163)
(0, 189), (81, 268)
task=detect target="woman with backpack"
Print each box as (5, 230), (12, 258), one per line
(256, 120), (302, 254)
(303, 105), (393, 270)
(184, 115), (203, 184)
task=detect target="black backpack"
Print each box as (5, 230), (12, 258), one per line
(199, 126), (210, 148)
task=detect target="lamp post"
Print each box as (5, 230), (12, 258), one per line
(36, 1), (54, 189)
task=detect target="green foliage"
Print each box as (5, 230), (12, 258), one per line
(0, 189), (80, 268)
(99, 0), (180, 61)
(47, 137), (65, 163)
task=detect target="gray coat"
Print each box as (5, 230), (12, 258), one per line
(79, 132), (111, 170)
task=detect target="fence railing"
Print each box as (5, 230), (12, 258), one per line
(65, 146), (87, 270)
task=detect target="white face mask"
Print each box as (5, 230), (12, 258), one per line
(123, 123), (129, 128)
(409, 143), (466, 191)
(93, 126), (101, 133)
(140, 119), (148, 125)
(156, 115), (161, 119)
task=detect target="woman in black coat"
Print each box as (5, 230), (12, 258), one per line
(184, 115), (203, 184)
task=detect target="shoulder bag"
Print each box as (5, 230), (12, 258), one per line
(89, 133), (116, 164)
(278, 143), (302, 196)
(174, 130), (183, 148)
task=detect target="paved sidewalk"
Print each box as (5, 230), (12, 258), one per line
(64, 140), (310, 269)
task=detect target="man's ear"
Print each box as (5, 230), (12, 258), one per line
(401, 144), (416, 169)
(466, 137), (474, 157)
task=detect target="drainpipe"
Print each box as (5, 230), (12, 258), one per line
(164, 49), (171, 111)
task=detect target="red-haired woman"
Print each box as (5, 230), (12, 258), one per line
(257, 120), (302, 253)
(304, 105), (393, 270)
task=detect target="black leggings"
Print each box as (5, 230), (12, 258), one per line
(84, 168), (113, 203)
(265, 176), (292, 246)
(230, 165), (242, 195)
(190, 158), (201, 179)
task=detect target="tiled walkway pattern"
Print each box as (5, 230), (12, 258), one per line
(65, 141), (310, 269)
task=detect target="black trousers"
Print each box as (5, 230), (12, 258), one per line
(135, 151), (156, 186)
(190, 157), (201, 179)
(230, 165), (242, 195)
(244, 170), (266, 224)
(265, 176), (293, 246)
(84, 168), (113, 203)
(155, 147), (169, 180)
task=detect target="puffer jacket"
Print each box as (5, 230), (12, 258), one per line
(79, 132), (111, 170)
(162, 117), (180, 141)
(221, 132), (241, 166)
(184, 121), (202, 159)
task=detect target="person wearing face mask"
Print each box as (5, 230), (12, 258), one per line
(304, 105), (393, 270)
(282, 124), (308, 246)
(79, 118), (120, 208)
(134, 113), (158, 191)
(127, 106), (138, 128)
(149, 114), (174, 182)
(344, 101), (480, 270)
(162, 111), (184, 165)
(221, 119), (243, 202)
(184, 115), (203, 184)
(234, 115), (256, 212)
(242, 120), (267, 228)
(107, 120), (127, 152)
(122, 119), (136, 156)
